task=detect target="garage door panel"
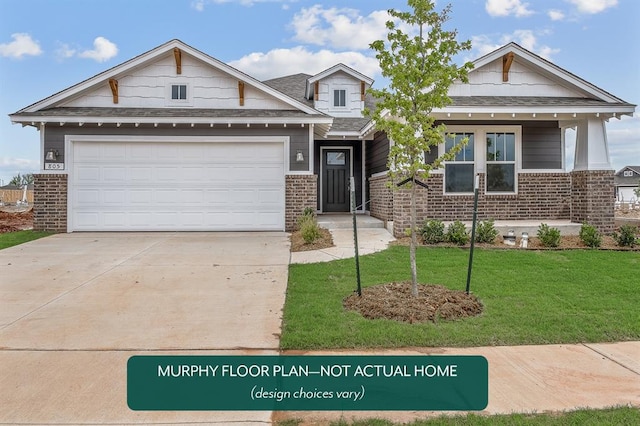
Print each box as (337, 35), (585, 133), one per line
(71, 141), (285, 231)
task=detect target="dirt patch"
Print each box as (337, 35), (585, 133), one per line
(0, 208), (34, 233)
(290, 227), (334, 252)
(344, 281), (483, 323)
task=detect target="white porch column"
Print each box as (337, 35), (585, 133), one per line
(573, 118), (612, 171)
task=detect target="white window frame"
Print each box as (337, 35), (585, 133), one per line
(166, 83), (192, 106)
(439, 125), (522, 195)
(330, 86), (348, 110)
(623, 170), (634, 177)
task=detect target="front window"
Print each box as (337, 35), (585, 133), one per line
(486, 132), (515, 192)
(444, 133), (475, 193)
(333, 89), (346, 107)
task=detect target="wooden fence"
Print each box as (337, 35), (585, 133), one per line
(0, 189), (34, 204)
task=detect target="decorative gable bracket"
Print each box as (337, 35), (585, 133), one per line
(173, 48), (182, 75)
(238, 81), (245, 106)
(502, 52), (514, 82)
(108, 78), (118, 104)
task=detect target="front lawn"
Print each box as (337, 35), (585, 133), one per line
(0, 230), (53, 250)
(282, 246), (639, 349)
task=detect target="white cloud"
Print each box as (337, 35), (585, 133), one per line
(548, 9), (566, 20)
(229, 46), (380, 81)
(485, 0), (534, 17)
(78, 37), (118, 62)
(55, 42), (76, 60)
(471, 30), (559, 60)
(566, 0), (618, 14)
(290, 5), (390, 50)
(0, 33), (42, 59)
(607, 114), (640, 170)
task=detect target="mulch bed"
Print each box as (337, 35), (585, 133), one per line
(0, 209), (34, 233)
(343, 281), (483, 323)
(290, 227), (334, 252)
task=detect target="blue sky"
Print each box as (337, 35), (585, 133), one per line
(1, 0), (638, 185)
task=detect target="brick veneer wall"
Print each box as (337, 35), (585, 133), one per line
(285, 174), (318, 231)
(33, 173), (67, 232)
(570, 170), (615, 233)
(391, 172), (572, 237)
(368, 174), (393, 222)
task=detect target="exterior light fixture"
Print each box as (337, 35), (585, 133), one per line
(296, 150), (305, 162)
(45, 149), (58, 161)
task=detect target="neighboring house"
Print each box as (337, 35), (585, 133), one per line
(614, 166), (640, 202)
(9, 40), (636, 234)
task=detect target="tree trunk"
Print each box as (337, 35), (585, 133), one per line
(410, 176), (418, 297)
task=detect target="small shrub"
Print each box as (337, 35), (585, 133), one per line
(297, 209), (315, 228)
(446, 220), (469, 245)
(475, 219), (499, 243)
(537, 223), (561, 248)
(613, 225), (638, 247)
(421, 219), (446, 244)
(579, 223), (601, 248)
(301, 207), (315, 218)
(300, 217), (321, 244)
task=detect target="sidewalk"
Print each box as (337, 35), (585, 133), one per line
(277, 341), (640, 424)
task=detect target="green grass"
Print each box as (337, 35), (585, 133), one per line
(323, 406), (640, 425)
(0, 230), (53, 250)
(282, 246), (640, 349)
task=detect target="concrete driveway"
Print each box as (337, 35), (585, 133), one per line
(0, 232), (290, 424)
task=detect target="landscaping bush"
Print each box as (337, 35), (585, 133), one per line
(537, 223), (561, 248)
(299, 216), (321, 244)
(446, 220), (469, 245)
(613, 224), (638, 247)
(475, 219), (499, 243)
(420, 219), (446, 244)
(579, 223), (602, 248)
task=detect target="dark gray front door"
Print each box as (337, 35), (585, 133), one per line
(322, 149), (350, 212)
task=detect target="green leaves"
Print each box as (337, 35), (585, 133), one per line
(366, 0), (473, 183)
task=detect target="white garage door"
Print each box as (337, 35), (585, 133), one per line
(70, 140), (285, 231)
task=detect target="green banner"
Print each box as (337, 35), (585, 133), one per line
(128, 355), (487, 411)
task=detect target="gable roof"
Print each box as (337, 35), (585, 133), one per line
(433, 43), (635, 119)
(13, 39), (322, 117)
(304, 63), (374, 100)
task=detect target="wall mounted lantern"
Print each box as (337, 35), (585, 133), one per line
(296, 150), (305, 162)
(45, 149), (59, 161)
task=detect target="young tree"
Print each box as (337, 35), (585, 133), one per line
(367, 0), (473, 296)
(634, 181), (640, 199)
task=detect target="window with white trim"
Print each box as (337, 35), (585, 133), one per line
(171, 84), (187, 100)
(333, 89), (346, 107)
(623, 170), (634, 177)
(444, 132), (475, 193)
(486, 132), (516, 192)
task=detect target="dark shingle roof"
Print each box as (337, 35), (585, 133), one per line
(449, 96), (634, 107)
(263, 73), (313, 107)
(614, 166), (640, 186)
(13, 107), (324, 119)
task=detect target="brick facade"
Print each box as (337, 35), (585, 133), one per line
(368, 174), (393, 222)
(285, 174), (318, 231)
(391, 172), (572, 237)
(570, 170), (615, 233)
(33, 173), (67, 232)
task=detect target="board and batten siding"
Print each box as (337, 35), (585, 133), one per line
(62, 54), (292, 110)
(43, 125), (310, 172)
(449, 59), (585, 98)
(366, 131), (390, 177)
(314, 71), (365, 118)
